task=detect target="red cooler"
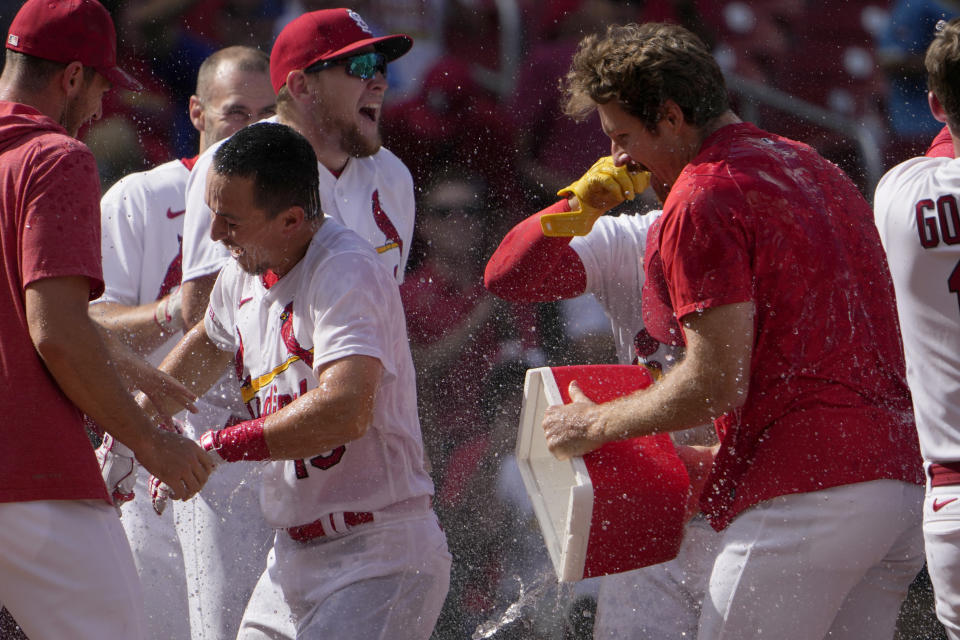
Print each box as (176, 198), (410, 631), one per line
(516, 365), (690, 582)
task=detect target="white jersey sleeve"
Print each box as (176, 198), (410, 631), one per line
(98, 160), (189, 306)
(874, 155), (960, 462)
(182, 142), (230, 283)
(204, 264), (239, 353)
(570, 213), (681, 370)
(96, 159), (190, 365)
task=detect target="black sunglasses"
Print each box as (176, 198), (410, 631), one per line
(305, 52), (387, 80)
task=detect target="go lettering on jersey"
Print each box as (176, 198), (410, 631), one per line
(914, 195), (960, 311)
(235, 300), (346, 476)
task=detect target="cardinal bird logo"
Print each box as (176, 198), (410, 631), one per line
(371, 190), (402, 277)
(156, 236), (182, 299)
(280, 302), (313, 369)
(235, 330), (247, 383)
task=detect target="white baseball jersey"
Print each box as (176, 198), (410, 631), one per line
(570, 212), (682, 370)
(96, 159), (190, 365)
(204, 219), (433, 528)
(182, 116), (415, 285)
(874, 155), (960, 463)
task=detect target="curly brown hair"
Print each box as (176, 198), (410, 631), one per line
(561, 22), (729, 131)
(927, 17), (960, 127)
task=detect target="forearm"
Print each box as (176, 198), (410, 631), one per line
(180, 274), (217, 328)
(90, 297), (181, 355)
(484, 200), (587, 302)
(204, 356), (381, 461)
(157, 321), (233, 400)
(588, 356), (739, 444)
(27, 281), (158, 452)
(545, 302), (753, 459)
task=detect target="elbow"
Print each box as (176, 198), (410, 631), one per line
(346, 414), (372, 442)
(30, 329), (73, 370)
(340, 403), (374, 443)
(706, 375), (749, 417)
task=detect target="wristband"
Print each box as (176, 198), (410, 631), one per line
(201, 417), (270, 462)
(154, 288), (184, 333)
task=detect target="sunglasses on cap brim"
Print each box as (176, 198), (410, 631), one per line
(304, 52), (387, 80)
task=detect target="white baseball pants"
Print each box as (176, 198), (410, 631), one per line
(698, 479), (924, 640)
(174, 459), (272, 640)
(594, 514), (722, 639)
(121, 472), (191, 640)
(922, 467), (960, 640)
(0, 500), (147, 639)
(238, 509), (451, 640)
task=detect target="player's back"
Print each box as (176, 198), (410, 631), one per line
(876, 155), (960, 462)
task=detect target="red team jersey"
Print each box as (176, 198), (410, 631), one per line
(0, 102), (108, 503)
(653, 123), (922, 529)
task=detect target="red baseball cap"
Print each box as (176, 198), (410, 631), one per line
(6, 0), (143, 92)
(270, 8), (412, 93)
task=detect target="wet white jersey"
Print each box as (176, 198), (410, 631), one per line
(182, 116), (414, 285)
(96, 158), (190, 365)
(875, 155), (960, 463)
(571, 212), (682, 370)
(205, 219), (433, 528)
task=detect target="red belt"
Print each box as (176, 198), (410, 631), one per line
(286, 511), (375, 542)
(930, 462), (960, 487)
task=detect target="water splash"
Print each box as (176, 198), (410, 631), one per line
(471, 570), (573, 639)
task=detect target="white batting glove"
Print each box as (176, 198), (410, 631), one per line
(199, 430), (226, 465)
(95, 433), (138, 516)
(148, 474), (173, 516)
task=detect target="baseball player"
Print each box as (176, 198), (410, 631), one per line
(180, 7), (416, 329)
(542, 22), (924, 639)
(91, 46), (277, 639)
(874, 18), (960, 639)
(0, 1), (213, 638)
(170, 10), (419, 636)
(153, 121), (450, 638)
(484, 157), (720, 638)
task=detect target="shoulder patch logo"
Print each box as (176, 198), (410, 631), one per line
(371, 189), (402, 258)
(346, 9), (372, 35)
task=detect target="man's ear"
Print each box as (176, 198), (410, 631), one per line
(61, 61), (85, 97)
(279, 205), (306, 235)
(930, 91), (950, 124)
(189, 95), (205, 133)
(284, 70), (312, 103)
(660, 99), (685, 132)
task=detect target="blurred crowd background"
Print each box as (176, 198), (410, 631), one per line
(2, 0), (956, 638)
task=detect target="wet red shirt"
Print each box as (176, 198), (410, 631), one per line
(656, 122), (922, 529)
(0, 101), (107, 503)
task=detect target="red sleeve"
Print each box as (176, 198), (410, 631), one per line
(483, 200), (588, 302)
(926, 125), (955, 158)
(660, 184), (752, 320)
(21, 141), (104, 299)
